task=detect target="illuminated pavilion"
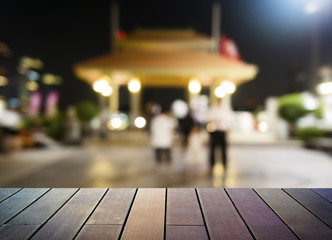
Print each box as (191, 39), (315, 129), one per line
(74, 29), (258, 127)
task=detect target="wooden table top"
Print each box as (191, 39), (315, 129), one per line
(0, 188), (331, 239)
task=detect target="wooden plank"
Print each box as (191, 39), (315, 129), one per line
(76, 225), (122, 240)
(8, 188), (78, 225)
(0, 224), (39, 240)
(167, 188), (204, 226)
(87, 188), (136, 225)
(312, 188), (332, 202)
(0, 188), (49, 226)
(0, 189), (21, 203)
(197, 188), (253, 240)
(121, 188), (165, 240)
(255, 188), (332, 240)
(31, 188), (106, 240)
(166, 226), (209, 240)
(226, 188), (297, 240)
(284, 188), (332, 228)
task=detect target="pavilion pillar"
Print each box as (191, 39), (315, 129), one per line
(129, 91), (141, 127)
(210, 79), (219, 106)
(223, 94), (232, 110)
(110, 83), (119, 114)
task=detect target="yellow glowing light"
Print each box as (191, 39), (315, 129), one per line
(100, 85), (113, 96)
(0, 76), (8, 86)
(108, 116), (122, 130)
(128, 78), (141, 93)
(135, 116), (146, 128)
(317, 82), (332, 95)
(42, 73), (56, 84)
(93, 78), (111, 95)
(214, 86), (226, 98)
(188, 79), (201, 94)
(26, 81), (39, 91)
(221, 81), (236, 94)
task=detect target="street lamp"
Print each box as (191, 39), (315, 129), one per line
(303, 0), (325, 92)
(304, 1), (321, 15)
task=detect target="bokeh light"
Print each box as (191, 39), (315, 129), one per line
(0, 76), (8, 86)
(221, 81), (236, 94)
(93, 78), (112, 96)
(171, 99), (189, 119)
(317, 82), (332, 95)
(258, 121), (269, 132)
(188, 79), (201, 94)
(27, 70), (40, 81)
(128, 78), (141, 93)
(26, 81), (39, 91)
(206, 122), (217, 133)
(214, 85), (226, 98)
(134, 116), (146, 128)
(107, 113), (129, 130)
(100, 85), (113, 96)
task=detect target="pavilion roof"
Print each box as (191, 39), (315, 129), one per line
(74, 51), (258, 87)
(74, 29), (258, 87)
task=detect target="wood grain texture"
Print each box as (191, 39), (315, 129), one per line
(0, 224), (39, 240)
(0, 188), (49, 225)
(121, 188), (165, 240)
(226, 188), (297, 240)
(31, 188), (106, 240)
(76, 225), (122, 240)
(312, 188), (332, 202)
(255, 188), (332, 240)
(284, 188), (332, 227)
(197, 188), (253, 240)
(87, 188), (136, 225)
(9, 188), (78, 225)
(167, 188), (204, 226)
(0, 189), (21, 203)
(166, 226), (209, 240)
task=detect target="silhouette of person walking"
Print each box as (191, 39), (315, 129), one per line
(206, 98), (233, 175)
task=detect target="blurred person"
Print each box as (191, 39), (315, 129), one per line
(64, 105), (81, 145)
(178, 110), (195, 147)
(185, 124), (209, 175)
(144, 101), (161, 134)
(206, 98), (233, 175)
(0, 106), (23, 153)
(150, 106), (174, 165)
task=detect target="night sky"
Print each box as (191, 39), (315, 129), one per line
(1, 0), (332, 110)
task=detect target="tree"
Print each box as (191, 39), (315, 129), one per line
(278, 93), (307, 137)
(75, 100), (98, 122)
(75, 100), (98, 138)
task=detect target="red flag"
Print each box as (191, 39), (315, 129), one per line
(220, 36), (241, 60)
(116, 30), (126, 40)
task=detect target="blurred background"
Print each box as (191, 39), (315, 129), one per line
(0, 0), (332, 188)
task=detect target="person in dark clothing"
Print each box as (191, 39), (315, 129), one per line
(206, 98), (233, 174)
(178, 111), (194, 147)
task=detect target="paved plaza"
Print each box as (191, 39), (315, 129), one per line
(0, 131), (332, 188)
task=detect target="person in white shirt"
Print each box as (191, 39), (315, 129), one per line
(206, 98), (233, 173)
(150, 108), (174, 164)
